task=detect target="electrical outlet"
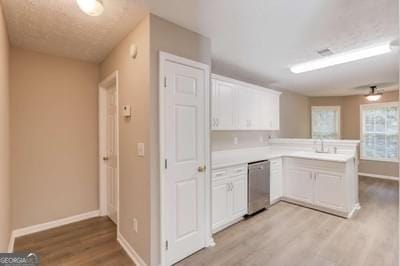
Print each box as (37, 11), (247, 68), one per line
(233, 136), (238, 145)
(133, 218), (138, 233)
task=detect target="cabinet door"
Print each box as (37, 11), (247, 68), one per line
(212, 80), (235, 130)
(211, 79), (218, 130)
(270, 158), (283, 202)
(235, 86), (252, 129)
(271, 94), (280, 130)
(314, 172), (346, 212)
(251, 90), (267, 130)
(285, 167), (313, 204)
(212, 180), (230, 231)
(230, 175), (248, 219)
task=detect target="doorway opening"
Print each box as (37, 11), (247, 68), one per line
(99, 71), (119, 226)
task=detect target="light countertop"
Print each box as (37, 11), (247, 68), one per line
(212, 147), (355, 169)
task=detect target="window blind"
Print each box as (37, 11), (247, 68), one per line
(361, 102), (398, 161)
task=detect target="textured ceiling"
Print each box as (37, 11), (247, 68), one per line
(1, 0), (399, 96)
(145, 0), (399, 96)
(1, 0), (147, 62)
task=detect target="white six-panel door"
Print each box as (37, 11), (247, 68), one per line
(164, 60), (207, 265)
(105, 85), (118, 224)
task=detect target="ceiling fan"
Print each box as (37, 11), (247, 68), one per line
(364, 86), (383, 102)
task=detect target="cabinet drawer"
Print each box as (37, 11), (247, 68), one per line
(228, 165), (247, 177)
(212, 169), (228, 180)
(270, 158), (282, 165)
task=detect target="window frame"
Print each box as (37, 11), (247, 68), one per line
(311, 106), (341, 139)
(360, 101), (399, 163)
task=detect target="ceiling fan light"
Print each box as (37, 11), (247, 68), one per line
(76, 0), (104, 16)
(365, 94), (382, 102)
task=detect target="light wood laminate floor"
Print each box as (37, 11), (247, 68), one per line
(14, 176), (398, 266)
(177, 176), (399, 266)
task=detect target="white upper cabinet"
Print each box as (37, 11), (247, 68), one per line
(211, 74), (281, 131)
(212, 79), (235, 130)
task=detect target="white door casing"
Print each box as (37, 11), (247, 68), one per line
(105, 85), (118, 223)
(99, 71), (119, 226)
(160, 52), (212, 266)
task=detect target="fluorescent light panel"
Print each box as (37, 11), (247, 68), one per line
(290, 42), (392, 74)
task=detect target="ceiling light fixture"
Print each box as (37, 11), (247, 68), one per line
(76, 0), (104, 16)
(290, 42), (392, 74)
(365, 86), (383, 102)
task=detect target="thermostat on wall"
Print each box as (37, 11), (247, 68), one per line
(122, 105), (132, 117)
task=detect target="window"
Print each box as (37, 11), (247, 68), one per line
(360, 102), (399, 162)
(312, 106), (340, 139)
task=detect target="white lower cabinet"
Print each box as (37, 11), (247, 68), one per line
(283, 157), (355, 217)
(270, 158), (283, 203)
(314, 171), (345, 212)
(211, 178), (230, 230)
(285, 167), (314, 204)
(212, 165), (248, 233)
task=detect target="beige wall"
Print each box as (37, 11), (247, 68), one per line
(209, 69), (311, 151)
(310, 91), (399, 177)
(11, 48), (99, 229)
(100, 15), (152, 264)
(0, 2), (10, 251)
(100, 14), (212, 265)
(279, 90), (311, 138)
(149, 14), (212, 265)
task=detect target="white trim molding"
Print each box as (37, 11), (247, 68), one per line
(359, 172), (399, 181)
(8, 233), (15, 252)
(117, 232), (147, 266)
(12, 210), (100, 238)
(98, 70), (120, 226)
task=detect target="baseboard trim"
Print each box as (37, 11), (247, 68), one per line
(12, 210), (100, 239)
(8, 233), (15, 252)
(358, 172), (399, 181)
(117, 231), (147, 266)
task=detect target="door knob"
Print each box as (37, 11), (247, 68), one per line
(103, 156), (109, 161)
(197, 165), (206, 172)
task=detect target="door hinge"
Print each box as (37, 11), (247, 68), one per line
(165, 240), (169, 250)
(164, 77), (167, 88)
(164, 159), (168, 169)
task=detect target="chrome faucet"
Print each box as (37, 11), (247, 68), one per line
(316, 137), (329, 153)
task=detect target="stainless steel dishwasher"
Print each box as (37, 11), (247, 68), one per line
(247, 160), (270, 215)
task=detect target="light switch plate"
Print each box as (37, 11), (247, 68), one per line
(137, 143), (145, 157)
(233, 137), (238, 145)
(122, 105), (132, 117)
